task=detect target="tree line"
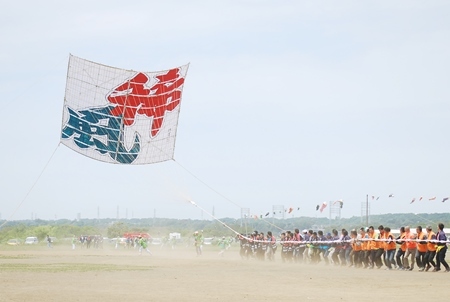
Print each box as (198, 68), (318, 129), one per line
(0, 212), (449, 243)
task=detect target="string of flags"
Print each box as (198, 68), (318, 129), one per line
(245, 199), (346, 219)
(242, 194), (448, 220)
(373, 194), (449, 203)
(245, 207), (302, 219)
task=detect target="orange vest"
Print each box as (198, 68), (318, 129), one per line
(376, 232), (384, 249)
(427, 231), (436, 252)
(360, 234), (368, 251)
(417, 232), (427, 253)
(352, 238), (362, 252)
(369, 232), (379, 250)
(405, 232), (417, 250)
(385, 232), (396, 251)
(399, 233), (407, 251)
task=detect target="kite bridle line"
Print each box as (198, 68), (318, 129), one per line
(413, 213), (438, 226)
(0, 143), (61, 229)
(250, 215), (285, 232)
(172, 159), (242, 209)
(174, 159), (285, 232)
(188, 199), (290, 244)
(188, 200), (241, 237)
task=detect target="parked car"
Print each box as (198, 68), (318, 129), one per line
(7, 239), (22, 246)
(24, 237), (39, 245)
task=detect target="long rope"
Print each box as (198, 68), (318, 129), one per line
(0, 144), (61, 229)
(173, 159), (243, 209)
(189, 200), (240, 236)
(190, 199), (287, 241)
(251, 216), (285, 232)
(174, 159), (286, 232)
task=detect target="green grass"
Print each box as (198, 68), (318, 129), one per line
(0, 254), (33, 259)
(0, 263), (154, 272)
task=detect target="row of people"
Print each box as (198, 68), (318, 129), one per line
(237, 223), (449, 272)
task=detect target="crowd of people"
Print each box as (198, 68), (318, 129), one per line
(237, 223), (450, 272)
(78, 235), (104, 249)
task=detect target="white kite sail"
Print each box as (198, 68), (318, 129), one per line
(61, 55), (189, 164)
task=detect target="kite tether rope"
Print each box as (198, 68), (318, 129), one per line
(172, 159), (285, 232)
(172, 159), (242, 209)
(0, 143), (61, 229)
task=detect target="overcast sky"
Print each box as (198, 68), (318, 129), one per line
(1, 1), (450, 222)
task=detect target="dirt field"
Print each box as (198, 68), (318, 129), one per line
(0, 244), (448, 302)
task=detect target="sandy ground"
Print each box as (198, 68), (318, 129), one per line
(0, 244), (448, 302)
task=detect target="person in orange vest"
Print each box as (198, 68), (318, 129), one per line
(374, 225), (386, 268)
(403, 226), (417, 271)
(350, 229), (362, 267)
(395, 226), (406, 270)
(383, 227), (397, 270)
(415, 226), (428, 271)
(435, 222), (450, 272)
(367, 226), (380, 269)
(378, 225), (387, 267)
(423, 225), (437, 271)
(359, 227), (370, 268)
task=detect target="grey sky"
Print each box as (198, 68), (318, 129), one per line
(1, 1), (450, 221)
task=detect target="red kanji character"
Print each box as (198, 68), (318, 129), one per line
(107, 68), (184, 137)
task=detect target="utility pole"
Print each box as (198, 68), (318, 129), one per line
(366, 194), (369, 226)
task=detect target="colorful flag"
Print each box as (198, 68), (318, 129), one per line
(333, 199), (344, 208)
